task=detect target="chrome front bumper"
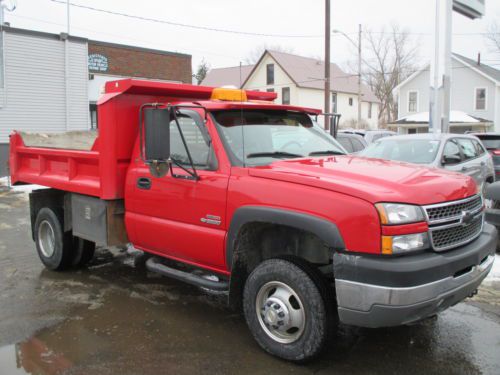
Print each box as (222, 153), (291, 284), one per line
(333, 224), (497, 328)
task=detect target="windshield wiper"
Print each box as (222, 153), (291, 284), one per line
(308, 150), (345, 156)
(246, 151), (304, 159)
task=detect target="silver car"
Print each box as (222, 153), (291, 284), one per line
(359, 133), (495, 193)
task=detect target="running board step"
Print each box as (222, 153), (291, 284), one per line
(146, 257), (229, 291)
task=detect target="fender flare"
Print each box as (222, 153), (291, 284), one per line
(226, 206), (345, 270)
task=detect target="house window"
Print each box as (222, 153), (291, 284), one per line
(282, 87), (290, 105)
(266, 63), (274, 85)
(266, 88), (274, 93)
(368, 102), (372, 119)
(89, 104), (98, 129)
(348, 97), (353, 106)
(475, 88), (486, 110)
(332, 93), (337, 113)
(408, 91), (418, 113)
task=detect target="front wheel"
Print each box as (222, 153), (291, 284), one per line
(243, 258), (331, 362)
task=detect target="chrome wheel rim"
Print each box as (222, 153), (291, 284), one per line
(38, 220), (56, 258)
(255, 281), (305, 344)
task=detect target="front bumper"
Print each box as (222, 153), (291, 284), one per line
(333, 223), (497, 328)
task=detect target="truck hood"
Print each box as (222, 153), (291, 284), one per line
(248, 155), (477, 205)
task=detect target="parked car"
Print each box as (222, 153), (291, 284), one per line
(359, 133), (495, 193)
(340, 129), (396, 144)
(335, 133), (367, 153)
(468, 133), (500, 180)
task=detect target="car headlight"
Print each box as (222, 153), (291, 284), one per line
(375, 203), (424, 225)
(382, 233), (429, 255)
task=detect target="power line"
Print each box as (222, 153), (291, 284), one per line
(7, 13), (243, 63)
(49, 0), (323, 39)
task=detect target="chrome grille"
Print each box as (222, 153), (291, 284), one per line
(424, 195), (484, 252)
(429, 215), (483, 251)
(425, 195), (482, 223)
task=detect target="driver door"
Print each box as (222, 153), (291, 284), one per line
(127, 111), (229, 270)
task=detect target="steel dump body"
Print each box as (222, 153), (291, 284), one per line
(9, 79), (291, 199)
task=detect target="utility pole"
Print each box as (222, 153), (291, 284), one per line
(324, 0), (331, 131)
(66, 0), (70, 34)
(357, 24), (362, 129)
(430, 0), (453, 133)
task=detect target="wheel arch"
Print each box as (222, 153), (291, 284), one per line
(226, 206), (345, 308)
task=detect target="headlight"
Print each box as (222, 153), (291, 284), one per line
(382, 233), (429, 255)
(375, 203), (424, 225)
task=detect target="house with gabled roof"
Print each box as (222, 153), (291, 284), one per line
(202, 50), (380, 129)
(392, 53), (500, 134)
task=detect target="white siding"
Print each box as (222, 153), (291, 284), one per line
(243, 53), (379, 129)
(397, 58), (498, 129)
(0, 31), (89, 143)
(244, 54), (299, 105)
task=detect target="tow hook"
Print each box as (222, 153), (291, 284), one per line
(468, 289), (478, 298)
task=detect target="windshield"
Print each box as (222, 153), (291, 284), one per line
(212, 110), (346, 166)
(360, 138), (440, 164)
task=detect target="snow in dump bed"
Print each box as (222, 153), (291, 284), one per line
(19, 130), (98, 151)
(397, 111), (483, 124)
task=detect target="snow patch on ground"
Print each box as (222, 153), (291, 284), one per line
(0, 176), (48, 193)
(485, 254), (500, 283)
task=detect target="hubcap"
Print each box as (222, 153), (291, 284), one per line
(38, 220), (56, 258)
(256, 281), (305, 344)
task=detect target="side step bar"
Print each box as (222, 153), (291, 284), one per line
(146, 257), (229, 291)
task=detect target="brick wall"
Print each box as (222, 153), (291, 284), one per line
(88, 41), (192, 83)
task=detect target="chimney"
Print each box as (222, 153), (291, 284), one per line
(477, 52), (481, 66)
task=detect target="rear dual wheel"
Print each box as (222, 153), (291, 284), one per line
(243, 258), (333, 362)
(34, 207), (95, 271)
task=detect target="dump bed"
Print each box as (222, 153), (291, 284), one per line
(9, 79), (278, 199)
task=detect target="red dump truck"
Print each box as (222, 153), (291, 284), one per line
(9, 79), (497, 362)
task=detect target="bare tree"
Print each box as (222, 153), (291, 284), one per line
(362, 24), (420, 125)
(485, 21), (500, 55)
(244, 44), (294, 64)
(194, 59), (210, 85)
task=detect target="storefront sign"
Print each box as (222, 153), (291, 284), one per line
(88, 54), (109, 72)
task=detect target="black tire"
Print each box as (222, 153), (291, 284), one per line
(34, 207), (73, 271)
(243, 258), (331, 362)
(71, 238), (96, 267)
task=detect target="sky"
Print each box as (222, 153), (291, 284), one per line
(2, 0), (500, 72)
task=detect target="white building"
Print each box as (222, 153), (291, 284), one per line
(0, 26), (191, 176)
(392, 54), (500, 134)
(202, 50), (380, 129)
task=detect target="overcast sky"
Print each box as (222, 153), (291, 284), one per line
(3, 0), (500, 72)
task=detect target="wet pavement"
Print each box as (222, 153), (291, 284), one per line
(0, 185), (499, 375)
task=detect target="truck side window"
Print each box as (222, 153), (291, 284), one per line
(169, 115), (217, 170)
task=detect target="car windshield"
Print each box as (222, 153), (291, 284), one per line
(360, 138), (441, 164)
(212, 110), (345, 166)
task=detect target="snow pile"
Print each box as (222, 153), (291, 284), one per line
(485, 254), (500, 283)
(398, 111), (481, 124)
(0, 176), (48, 193)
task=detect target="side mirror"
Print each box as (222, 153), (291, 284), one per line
(442, 155), (461, 165)
(143, 108), (171, 162)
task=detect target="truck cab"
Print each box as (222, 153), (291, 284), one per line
(9, 79), (497, 362)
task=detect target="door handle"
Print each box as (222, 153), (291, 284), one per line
(480, 161), (486, 166)
(461, 166), (468, 172)
(137, 177), (151, 190)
